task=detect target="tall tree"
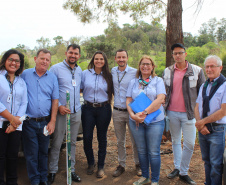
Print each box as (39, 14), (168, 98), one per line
(166, 0), (183, 66)
(62, 0), (205, 67)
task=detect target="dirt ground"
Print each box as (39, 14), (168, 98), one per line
(17, 121), (205, 185)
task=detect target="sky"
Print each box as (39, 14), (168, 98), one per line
(0, 0), (225, 53)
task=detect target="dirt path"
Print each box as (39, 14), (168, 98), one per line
(17, 122), (205, 185)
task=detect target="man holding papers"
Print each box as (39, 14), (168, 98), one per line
(162, 43), (205, 184)
(126, 55), (165, 185)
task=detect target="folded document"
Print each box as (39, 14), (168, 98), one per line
(129, 92), (161, 125)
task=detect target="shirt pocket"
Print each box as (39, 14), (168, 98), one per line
(189, 76), (198, 88)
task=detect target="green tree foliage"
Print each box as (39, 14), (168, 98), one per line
(10, 18), (225, 73)
(221, 52), (226, 77)
(217, 18), (226, 42)
(53, 36), (64, 45)
(63, 0), (165, 23)
(186, 46), (209, 66)
(36, 37), (51, 49)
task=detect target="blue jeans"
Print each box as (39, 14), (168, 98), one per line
(167, 110), (196, 175)
(22, 119), (50, 185)
(129, 119), (164, 182)
(199, 124), (226, 185)
(81, 104), (111, 169)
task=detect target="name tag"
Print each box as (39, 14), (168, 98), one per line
(72, 79), (76, 86)
(7, 94), (12, 103)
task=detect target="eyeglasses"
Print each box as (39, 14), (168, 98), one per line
(172, 52), (185, 56)
(141, 63), (152, 66)
(8, 58), (20, 63)
(204, 65), (220, 69)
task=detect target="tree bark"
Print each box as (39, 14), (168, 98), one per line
(166, 0), (183, 67)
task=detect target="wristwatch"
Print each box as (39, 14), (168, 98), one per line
(143, 110), (148, 115)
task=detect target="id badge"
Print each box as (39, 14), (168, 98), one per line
(7, 94), (12, 103)
(72, 79), (76, 86)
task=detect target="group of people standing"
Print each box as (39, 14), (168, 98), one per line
(0, 43), (225, 185)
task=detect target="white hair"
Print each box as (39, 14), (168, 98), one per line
(204, 55), (222, 66)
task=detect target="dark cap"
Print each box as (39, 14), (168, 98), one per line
(171, 43), (186, 51)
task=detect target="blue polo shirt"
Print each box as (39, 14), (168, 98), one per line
(21, 68), (59, 118)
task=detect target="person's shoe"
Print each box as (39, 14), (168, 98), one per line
(47, 173), (56, 184)
(71, 172), (81, 182)
(133, 177), (150, 185)
(96, 168), (105, 178)
(167, 169), (180, 179)
(135, 164), (142, 176)
(77, 136), (83, 141)
(112, 165), (125, 177)
(87, 164), (96, 175)
(179, 175), (196, 184)
(151, 182), (159, 185)
(39, 181), (50, 185)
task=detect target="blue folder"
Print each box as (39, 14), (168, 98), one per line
(129, 92), (161, 125)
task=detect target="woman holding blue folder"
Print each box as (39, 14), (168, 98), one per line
(126, 55), (166, 185)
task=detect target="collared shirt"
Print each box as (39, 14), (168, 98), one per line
(50, 61), (82, 113)
(0, 74), (27, 130)
(0, 70), (6, 75)
(111, 65), (137, 109)
(196, 78), (226, 124)
(81, 68), (108, 103)
(126, 76), (166, 123)
(168, 62), (188, 112)
(21, 68), (59, 118)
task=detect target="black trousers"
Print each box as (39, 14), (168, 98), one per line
(0, 129), (21, 185)
(81, 104), (112, 169)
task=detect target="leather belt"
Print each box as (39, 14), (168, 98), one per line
(84, 101), (109, 108)
(113, 107), (127, 112)
(211, 122), (222, 126)
(30, 115), (51, 122)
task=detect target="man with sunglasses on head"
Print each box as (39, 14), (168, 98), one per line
(162, 43), (205, 184)
(111, 49), (141, 177)
(48, 44), (82, 184)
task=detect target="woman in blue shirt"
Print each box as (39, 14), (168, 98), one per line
(81, 51), (113, 178)
(0, 49), (27, 185)
(126, 55), (166, 185)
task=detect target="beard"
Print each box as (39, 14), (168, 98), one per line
(67, 57), (77, 65)
(118, 61), (126, 67)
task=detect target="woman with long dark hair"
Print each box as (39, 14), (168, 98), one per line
(81, 51), (113, 178)
(0, 49), (27, 185)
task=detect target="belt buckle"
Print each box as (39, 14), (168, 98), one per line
(93, 103), (99, 108)
(35, 118), (39, 122)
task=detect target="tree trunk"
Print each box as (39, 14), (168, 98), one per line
(166, 0), (183, 67)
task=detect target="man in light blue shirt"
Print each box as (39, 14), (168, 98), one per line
(195, 55), (226, 185)
(21, 49), (59, 185)
(48, 44), (82, 183)
(111, 49), (141, 177)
